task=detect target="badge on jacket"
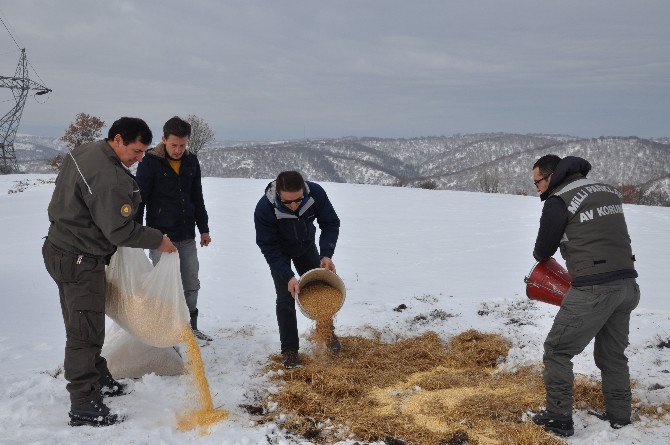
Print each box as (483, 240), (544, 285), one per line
(120, 203), (132, 217)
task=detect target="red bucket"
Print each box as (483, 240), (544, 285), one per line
(524, 258), (572, 306)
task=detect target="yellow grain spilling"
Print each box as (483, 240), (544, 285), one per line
(298, 282), (343, 344)
(177, 326), (229, 433)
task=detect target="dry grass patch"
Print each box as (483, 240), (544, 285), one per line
(262, 329), (667, 444)
(573, 376), (605, 411)
(264, 331), (569, 444)
(636, 403), (670, 418)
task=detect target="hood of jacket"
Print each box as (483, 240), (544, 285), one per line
(264, 180), (315, 218)
(541, 156), (592, 201)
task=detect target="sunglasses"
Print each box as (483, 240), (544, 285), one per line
(280, 196), (304, 205)
(533, 174), (551, 186)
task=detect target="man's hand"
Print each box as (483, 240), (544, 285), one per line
(320, 256), (336, 272)
(288, 277), (300, 299)
(157, 235), (177, 253)
(200, 233), (211, 247)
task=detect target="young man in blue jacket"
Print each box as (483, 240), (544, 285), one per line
(254, 171), (341, 368)
(135, 116), (213, 341)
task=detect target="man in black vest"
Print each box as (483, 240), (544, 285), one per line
(530, 154), (640, 437)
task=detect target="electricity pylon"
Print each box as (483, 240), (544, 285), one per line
(0, 48), (51, 173)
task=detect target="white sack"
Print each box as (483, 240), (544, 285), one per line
(105, 247), (190, 347)
(102, 322), (184, 379)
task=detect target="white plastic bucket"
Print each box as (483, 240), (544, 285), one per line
(296, 268), (346, 320)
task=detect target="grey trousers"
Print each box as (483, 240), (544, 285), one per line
(543, 278), (640, 420)
(150, 238), (200, 314)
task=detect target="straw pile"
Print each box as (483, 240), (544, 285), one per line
(299, 282), (344, 344)
(263, 330), (605, 445)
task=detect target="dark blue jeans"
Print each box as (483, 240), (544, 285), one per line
(271, 245), (320, 353)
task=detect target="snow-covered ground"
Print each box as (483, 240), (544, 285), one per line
(0, 174), (668, 444)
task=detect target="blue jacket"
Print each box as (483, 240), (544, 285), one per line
(254, 180), (340, 282)
(134, 143), (209, 242)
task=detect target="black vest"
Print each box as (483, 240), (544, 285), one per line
(551, 175), (636, 280)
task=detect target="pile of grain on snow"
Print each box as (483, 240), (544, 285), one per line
(262, 330), (607, 445)
(298, 282), (343, 344)
(177, 325), (229, 433)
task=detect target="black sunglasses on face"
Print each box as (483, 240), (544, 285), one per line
(281, 196), (304, 205)
(533, 174), (551, 186)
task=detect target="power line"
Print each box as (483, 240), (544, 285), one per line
(0, 10), (22, 51)
(0, 11), (51, 173)
(28, 60), (46, 86)
(0, 10), (47, 85)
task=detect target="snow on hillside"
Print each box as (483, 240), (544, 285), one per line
(0, 175), (669, 444)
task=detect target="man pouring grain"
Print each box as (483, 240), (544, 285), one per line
(254, 171), (341, 369)
(530, 154), (639, 437)
(43, 117), (177, 427)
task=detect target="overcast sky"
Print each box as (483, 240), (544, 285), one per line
(1, 1), (668, 141)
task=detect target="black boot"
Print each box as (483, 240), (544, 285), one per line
(190, 309), (213, 342)
(282, 349), (302, 369)
(69, 399), (125, 427)
(588, 410), (631, 429)
(99, 374), (129, 397)
(531, 410), (574, 437)
(327, 333), (342, 353)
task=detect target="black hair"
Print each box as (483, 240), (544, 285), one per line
(163, 116), (192, 139)
(276, 171), (305, 193)
(107, 117), (152, 145)
(533, 154), (562, 176)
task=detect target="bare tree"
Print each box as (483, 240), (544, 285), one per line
(49, 153), (64, 173)
(49, 113), (105, 172)
(478, 167), (500, 193)
(186, 115), (215, 156)
(61, 113), (105, 150)
(617, 184), (642, 204)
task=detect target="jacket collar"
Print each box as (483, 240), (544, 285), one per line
(100, 140), (133, 177)
(541, 156), (592, 201)
(148, 142), (190, 162)
(264, 180), (315, 219)
(101, 140), (122, 165)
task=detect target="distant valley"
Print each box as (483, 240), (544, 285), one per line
(12, 133), (670, 205)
